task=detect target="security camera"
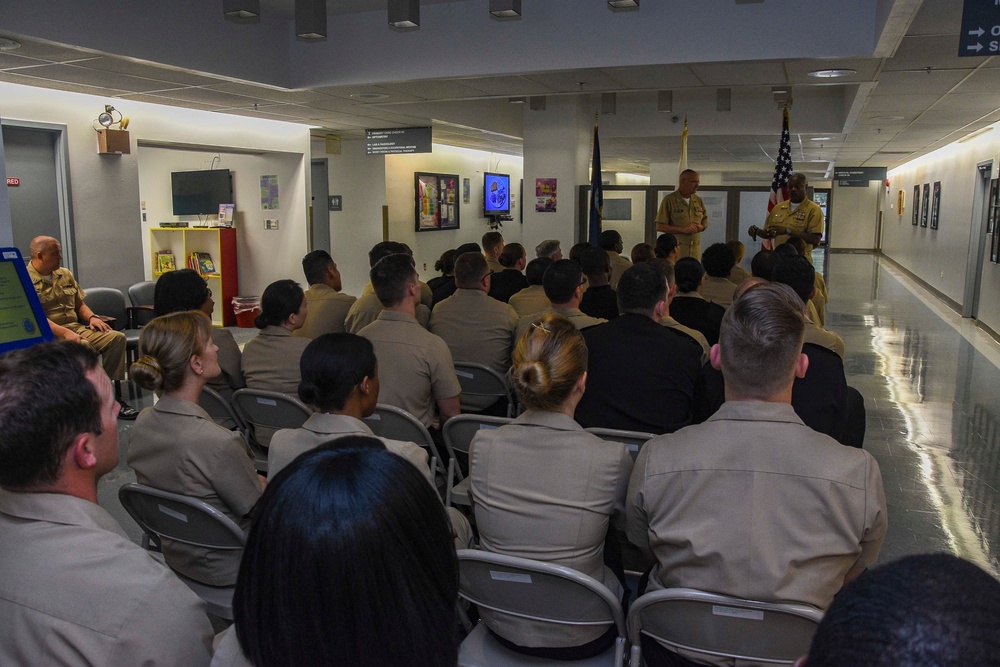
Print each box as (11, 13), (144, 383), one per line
(671, 115), (679, 124)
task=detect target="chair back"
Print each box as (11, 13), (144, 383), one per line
(454, 362), (513, 416)
(232, 389), (312, 447)
(627, 588), (824, 667)
(118, 482), (246, 550)
(82, 286), (128, 330)
(584, 427), (655, 461)
(127, 280), (157, 327)
(200, 387), (245, 431)
(364, 404), (445, 478)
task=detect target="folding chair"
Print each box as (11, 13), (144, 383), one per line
(126, 280), (157, 328)
(118, 482), (246, 620)
(454, 362), (515, 417)
(584, 427), (655, 462)
(363, 403), (446, 491)
(442, 414), (512, 507)
(199, 387), (266, 473)
(626, 588), (824, 667)
(231, 388), (313, 450)
(83, 286), (143, 365)
(456, 549), (627, 666)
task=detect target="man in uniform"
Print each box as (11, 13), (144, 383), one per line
(294, 250), (357, 339)
(654, 169), (708, 260)
(534, 239), (563, 261)
(27, 235), (138, 418)
(761, 172), (824, 262)
(508, 257), (552, 318)
(598, 229), (633, 289)
(346, 241), (431, 333)
(482, 231), (505, 273)
(514, 259), (606, 339)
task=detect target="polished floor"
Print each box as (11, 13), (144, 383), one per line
(100, 252), (1000, 576)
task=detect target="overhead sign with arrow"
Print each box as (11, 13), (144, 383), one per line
(959, 0), (1000, 57)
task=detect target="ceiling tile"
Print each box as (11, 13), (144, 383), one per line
(864, 94), (942, 112)
(0, 52), (50, 70)
(309, 84), (424, 102)
(141, 87), (266, 107)
(523, 69), (628, 93)
(112, 92), (224, 111)
(883, 35), (982, 72)
(0, 70), (128, 97)
(5, 63), (175, 93)
(784, 58), (880, 83)
(71, 56), (223, 86)
(0, 39), (99, 63)
(447, 75), (553, 97)
(379, 79), (490, 100)
(601, 65), (703, 90)
(688, 62), (787, 87)
(951, 67), (1000, 93)
(875, 69), (969, 95)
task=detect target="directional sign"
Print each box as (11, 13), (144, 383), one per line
(833, 167), (886, 187)
(365, 127), (432, 155)
(959, 0), (1000, 57)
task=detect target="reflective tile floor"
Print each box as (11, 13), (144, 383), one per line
(100, 252), (1000, 576)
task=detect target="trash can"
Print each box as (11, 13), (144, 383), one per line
(232, 296), (261, 328)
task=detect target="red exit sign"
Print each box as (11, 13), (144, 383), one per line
(6, 177), (18, 187)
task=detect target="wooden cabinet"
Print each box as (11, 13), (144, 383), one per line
(149, 227), (238, 326)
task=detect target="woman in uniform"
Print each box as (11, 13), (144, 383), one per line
(240, 279), (310, 395)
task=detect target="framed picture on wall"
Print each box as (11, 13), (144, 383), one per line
(912, 185), (920, 226)
(414, 172), (460, 232)
(921, 184), (930, 228)
(988, 179), (998, 234)
(930, 181), (941, 230)
(992, 227), (1000, 264)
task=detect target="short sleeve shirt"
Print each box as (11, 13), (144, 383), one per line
(27, 264), (84, 326)
(429, 289), (518, 373)
(765, 198), (825, 256)
(294, 284), (357, 339)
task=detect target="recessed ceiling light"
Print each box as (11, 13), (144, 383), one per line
(608, 0), (639, 8)
(0, 37), (21, 51)
(808, 68), (857, 78)
(810, 137), (832, 141)
(872, 115), (905, 121)
(351, 92), (389, 101)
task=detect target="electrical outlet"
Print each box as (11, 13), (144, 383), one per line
(265, 219), (279, 230)
(940, 271), (944, 279)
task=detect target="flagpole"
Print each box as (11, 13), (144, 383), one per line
(588, 111), (603, 246)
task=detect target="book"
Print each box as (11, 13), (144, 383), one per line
(194, 252), (216, 275)
(156, 250), (176, 273)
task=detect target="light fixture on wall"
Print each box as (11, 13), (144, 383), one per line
(808, 68), (856, 78)
(657, 90), (673, 113)
(223, 0), (260, 22)
(94, 105), (125, 129)
(602, 92), (617, 115)
(771, 85), (790, 107)
(93, 105), (131, 155)
(490, 0), (521, 18)
(608, 0), (639, 9)
(509, 96), (526, 104)
(389, 0), (420, 29)
(296, 0), (327, 40)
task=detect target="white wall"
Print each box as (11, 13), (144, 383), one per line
(829, 181), (882, 251)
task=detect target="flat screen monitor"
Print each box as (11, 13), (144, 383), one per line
(171, 169), (233, 216)
(0, 247), (54, 355)
(484, 172), (510, 216)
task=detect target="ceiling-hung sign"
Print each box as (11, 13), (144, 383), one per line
(365, 127), (432, 155)
(959, 0), (1000, 56)
(834, 167), (887, 187)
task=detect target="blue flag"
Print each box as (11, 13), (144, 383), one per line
(588, 114), (603, 246)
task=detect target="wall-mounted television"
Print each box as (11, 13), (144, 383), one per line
(484, 172), (510, 216)
(171, 169), (233, 216)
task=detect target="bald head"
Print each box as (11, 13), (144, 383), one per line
(788, 172), (808, 204)
(29, 236), (62, 275)
(678, 169), (700, 197)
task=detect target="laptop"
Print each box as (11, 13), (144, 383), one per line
(0, 247), (54, 355)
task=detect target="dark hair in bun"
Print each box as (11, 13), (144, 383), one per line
(297, 334), (377, 412)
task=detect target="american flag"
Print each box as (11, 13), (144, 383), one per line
(769, 107), (792, 212)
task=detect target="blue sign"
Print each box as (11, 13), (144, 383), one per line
(959, 0), (1000, 57)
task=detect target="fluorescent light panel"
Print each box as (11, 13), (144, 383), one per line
(608, 0), (639, 8)
(490, 0), (522, 18)
(223, 0), (259, 20)
(295, 0), (326, 39)
(389, 0), (420, 28)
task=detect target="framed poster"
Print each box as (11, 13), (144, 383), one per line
(535, 178), (557, 212)
(912, 185), (920, 226)
(415, 172), (460, 232)
(920, 183), (930, 228)
(930, 181), (941, 230)
(992, 227), (1000, 264)
(988, 179), (998, 234)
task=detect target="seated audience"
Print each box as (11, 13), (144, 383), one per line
(508, 257), (552, 317)
(648, 258), (711, 360)
(654, 232), (680, 262)
(751, 248), (779, 280)
(535, 238), (563, 260)
(578, 245), (620, 321)
(213, 443), (459, 667)
(797, 553), (1000, 667)
(631, 242), (655, 264)
(781, 237), (829, 327)
(241, 279), (311, 394)
(698, 242), (738, 308)
(155, 268), (245, 401)
(488, 242), (529, 303)
(293, 250), (356, 339)
(575, 263), (704, 434)
(0, 342), (213, 666)
(514, 259), (607, 339)
(598, 229), (633, 288)
(627, 283), (886, 667)
(726, 240), (751, 285)
(358, 254), (462, 432)
(129, 311), (263, 587)
(669, 257), (725, 346)
(428, 248), (457, 307)
(772, 255), (845, 359)
(346, 242), (431, 332)
(470, 313), (632, 660)
(429, 252), (518, 374)
(482, 230), (505, 273)
(568, 241), (591, 262)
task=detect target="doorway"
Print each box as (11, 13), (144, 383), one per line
(963, 161), (994, 318)
(310, 159), (330, 255)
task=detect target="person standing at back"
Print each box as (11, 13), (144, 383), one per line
(654, 170), (708, 260)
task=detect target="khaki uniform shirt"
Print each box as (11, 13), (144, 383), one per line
(241, 325), (312, 395)
(811, 272), (829, 327)
(345, 292), (430, 334)
(361, 280), (433, 310)
(608, 251), (633, 289)
(358, 310), (462, 428)
(804, 318), (845, 360)
(429, 289), (518, 373)
(127, 396), (262, 586)
(470, 410), (632, 648)
(699, 276), (736, 308)
(627, 401), (886, 611)
(293, 284), (357, 339)
(655, 191), (708, 259)
(514, 306), (606, 341)
(206, 327), (245, 401)
(727, 264), (752, 286)
(486, 257), (505, 273)
(0, 490), (214, 667)
(765, 199), (825, 260)
(508, 284), (551, 319)
(660, 315), (710, 362)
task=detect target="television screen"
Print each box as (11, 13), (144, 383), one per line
(171, 169), (233, 216)
(484, 172), (510, 216)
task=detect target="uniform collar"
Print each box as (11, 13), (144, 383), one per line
(0, 488), (127, 537)
(376, 309), (418, 324)
(708, 401), (803, 426)
(259, 325), (292, 337)
(302, 413), (375, 436)
(513, 409), (583, 432)
(152, 394), (213, 421)
(550, 305), (585, 318)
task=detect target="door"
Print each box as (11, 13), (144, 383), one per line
(310, 159), (330, 254)
(964, 161), (993, 318)
(2, 125), (62, 258)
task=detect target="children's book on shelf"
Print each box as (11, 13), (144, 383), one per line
(194, 252), (216, 275)
(156, 250), (176, 273)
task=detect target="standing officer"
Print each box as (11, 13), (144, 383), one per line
(655, 169), (708, 260)
(761, 172), (824, 263)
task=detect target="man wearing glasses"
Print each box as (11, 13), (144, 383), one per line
(514, 260), (607, 340)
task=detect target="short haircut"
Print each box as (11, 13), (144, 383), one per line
(153, 269), (210, 317)
(655, 233), (679, 259)
(719, 282), (804, 398)
(568, 242), (591, 261)
(727, 240), (745, 262)
(598, 229), (622, 251)
(771, 255), (815, 306)
(0, 342), (102, 488)
(455, 242), (481, 256)
(648, 257), (675, 287)
(789, 171), (807, 185)
(255, 279), (305, 328)
(433, 249), (457, 275)
(542, 259), (583, 304)
(806, 553), (1000, 667)
(454, 252), (489, 289)
(499, 243), (525, 268)
(617, 263), (668, 316)
(576, 246), (610, 278)
(535, 239), (561, 259)
(298, 334), (377, 411)
(525, 257), (552, 285)
(371, 253), (417, 307)
(774, 243), (799, 258)
(673, 257), (704, 293)
(481, 231), (503, 253)
(511, 313), (587, 411)
(368, 241), (409, 268)
(302, 250), (334, 285)
(783, 236), (807, 254)
(680, 168), (698, 179)
(132, 311), (213, 393)
(701, 242), (737, 278)
(631, 243), (654, 264)
(750, 249), (779, 280)
(29, 235), (57, 257)
(233, 441), (458, 667)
